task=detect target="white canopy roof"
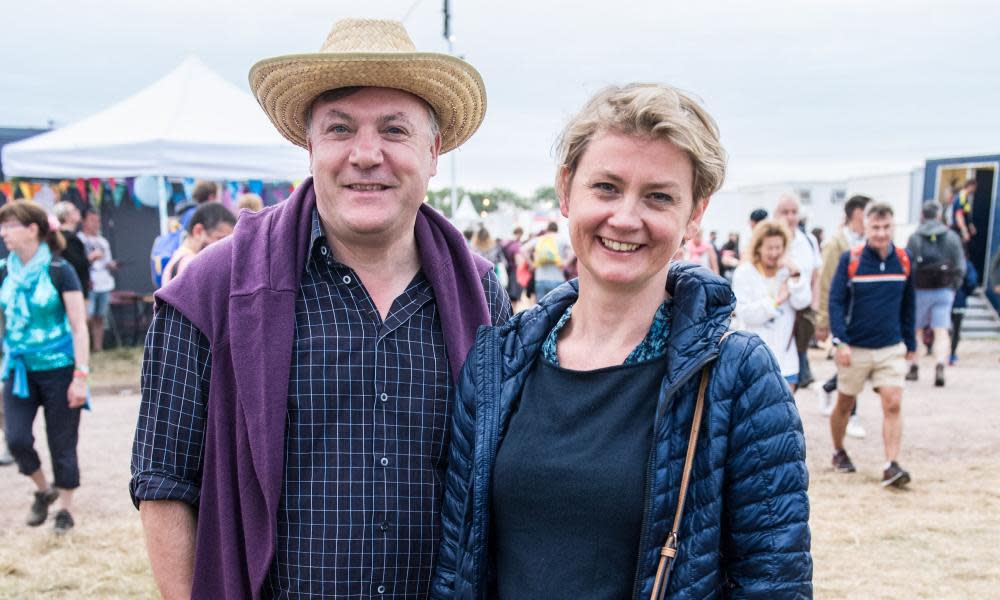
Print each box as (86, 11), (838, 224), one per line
(2, 56), (307, 181)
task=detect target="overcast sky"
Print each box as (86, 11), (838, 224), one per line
(3, 0), (998, 194)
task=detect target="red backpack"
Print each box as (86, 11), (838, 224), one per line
(846, 244), (910, 280)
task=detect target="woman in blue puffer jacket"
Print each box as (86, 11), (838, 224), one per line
(431, 83), (812, 599)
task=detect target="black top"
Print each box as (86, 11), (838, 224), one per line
(491, 354), (667, 599)
(48, 258), (82, 294)
(60, 231), (90, 298)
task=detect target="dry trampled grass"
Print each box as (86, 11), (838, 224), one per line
(0, 341), (998, 598)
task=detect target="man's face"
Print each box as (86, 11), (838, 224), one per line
(847, 206), (866, 230)
(774, 196), (800, 232)
(306, 87), (440, 246)
(82, 212), (100, 235)
(865, 213), (894, 253)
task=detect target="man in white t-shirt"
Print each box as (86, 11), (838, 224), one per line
(774, 194), (822, 387)
(79, 210), (117, 352)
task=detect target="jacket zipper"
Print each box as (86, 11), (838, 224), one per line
(630, 351), (720, 600)
(475, 327), (503, 600)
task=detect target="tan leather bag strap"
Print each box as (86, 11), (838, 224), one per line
(649, 331), (733, 600)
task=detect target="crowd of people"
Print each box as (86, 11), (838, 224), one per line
(0, 180), (254, 532)
(719, 179), (992, 490)
(2, 14), (1000, 600)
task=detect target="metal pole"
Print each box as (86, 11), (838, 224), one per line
(158, 175), (169, 236)
(444, 0), (457, 217)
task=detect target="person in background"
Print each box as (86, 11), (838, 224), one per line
(683, 227), (719, 274)
(811, 227), (824, 251)
(433, 82), (810, 599)
(236, 192), (264, 213)
(905, 201), (965, 386)
(816, 194), (870, 436)
(708, 229), (718, 251)
(471, 227), (508, 289)
(160, 203), (236, 287)
(828, 202), (915, 488)
(169, 180), (220, 235)
(950, 178), (977, 245)
(52, 202), (90, 301)
(500, 226), (525, 304)
(718, 231), (740, 281)
(774, 193), (822, 389)
(0, 201), (89, 533)
(949, 255), (978, 365)
(732, 220), (812, 391)
(78, 210), (116, 353)
(462, 228), (475, 248)
(991, 249), (1000, 295)
(521, 221), (570, 300)
(749, 207), (768, 229)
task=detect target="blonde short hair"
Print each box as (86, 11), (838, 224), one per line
(236, 193), (264, 213)
(555, 83), (726, 200)
(747, 219), (791, 267)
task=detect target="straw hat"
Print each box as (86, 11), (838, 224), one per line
(249, 18), (486, 154)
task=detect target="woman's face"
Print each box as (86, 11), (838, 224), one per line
(0, 219), (38, 254)
(757, 235), (786, 270)
(559, 131), (708, 294)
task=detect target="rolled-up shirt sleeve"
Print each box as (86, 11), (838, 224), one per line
(130, 302), (211, 509)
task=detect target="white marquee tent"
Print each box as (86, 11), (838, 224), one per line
(2, 57), (308, 230)
(2, 56), (306, 181)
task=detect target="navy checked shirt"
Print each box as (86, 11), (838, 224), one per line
(131, 210), (511, 598)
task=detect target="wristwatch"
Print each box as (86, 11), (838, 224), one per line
(831, 337), (844, 348)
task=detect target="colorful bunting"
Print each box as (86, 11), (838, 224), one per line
(112, 183), (127, 208)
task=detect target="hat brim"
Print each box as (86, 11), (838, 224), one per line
(249, 52), (486, 154)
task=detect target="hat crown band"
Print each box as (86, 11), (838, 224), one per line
(320, 19), (417, 54)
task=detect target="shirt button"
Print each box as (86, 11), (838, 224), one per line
(377, 584), (386, 594)
(342, 275), (351, 284)
(379, 520), (389, 532)
(380, 456), (390, 467)
(379, 392), (388, 402)
(320, 246), (328, 256)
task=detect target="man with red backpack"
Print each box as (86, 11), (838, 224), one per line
(828, 202), (916, 488)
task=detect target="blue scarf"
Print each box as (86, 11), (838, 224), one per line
(1, 243), (54, 340)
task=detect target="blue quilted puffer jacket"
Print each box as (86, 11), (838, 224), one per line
(431, 264), (812, 599)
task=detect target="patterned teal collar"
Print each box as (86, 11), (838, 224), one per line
(540, 300), (673, 366)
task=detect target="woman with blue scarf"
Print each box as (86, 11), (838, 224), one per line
(0, 201), (89, 535)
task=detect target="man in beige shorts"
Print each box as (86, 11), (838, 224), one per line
(827, 203), (916, 488)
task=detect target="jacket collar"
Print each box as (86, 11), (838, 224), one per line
(499, 262), (734, 382)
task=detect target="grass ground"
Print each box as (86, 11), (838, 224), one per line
(0, 341), (997, 598)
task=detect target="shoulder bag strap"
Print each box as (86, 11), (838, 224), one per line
(649, 330), (733, 600)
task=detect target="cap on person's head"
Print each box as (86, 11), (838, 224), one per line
(921, 201), (940, 220)
(249, 18), (486, 154)
(749, 208), (768, 223)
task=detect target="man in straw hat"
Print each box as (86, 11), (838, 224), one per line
(130, 18), (509, 599)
